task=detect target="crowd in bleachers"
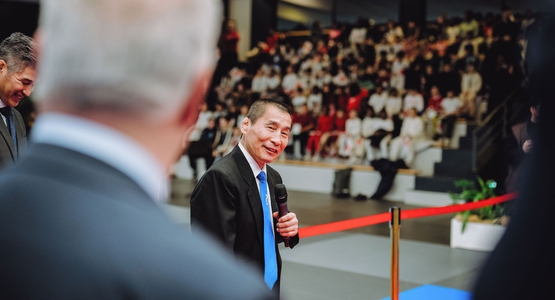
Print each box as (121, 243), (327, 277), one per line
(188, 6), (534, 176)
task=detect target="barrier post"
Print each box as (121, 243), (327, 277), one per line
(389, 207), (401, 300)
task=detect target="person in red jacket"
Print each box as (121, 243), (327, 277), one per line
(346, 82), (369, 115)
(319, 108), (347, 159)
(306, 105), (334, 161)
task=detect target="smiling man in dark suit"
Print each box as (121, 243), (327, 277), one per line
(0, 0), (276, 299)
(191, 98), (300, 298)
(0, 32), (36, 170)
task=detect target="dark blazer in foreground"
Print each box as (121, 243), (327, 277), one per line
(0, 107), (26, 169)
(0, 143), (275, 300)
(190, 146), (300, 294)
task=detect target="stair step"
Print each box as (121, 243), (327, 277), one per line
(434, 163), (474, 177)
(415, 175), (474, 193)
(405, 190), (453, 207)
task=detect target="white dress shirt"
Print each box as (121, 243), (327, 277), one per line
(238, 142), (274, 235)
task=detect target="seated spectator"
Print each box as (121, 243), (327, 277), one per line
(188, 102), (213, 142)
(384, 20), (404, 44)
(265, 68), (281, 93)
(337, 109), (363, 163)
(423, 86), (443, 138)
(212, 102), (227, 119)
(212, 117), (233, 163)
(318, 67), (333, 87)
(281, 65), (299, 94)
(359, 64), (378, 88)
(389, 107), (425, 166)
(368, 85), (388, 115)
(422, 64), (440, 97)
(307, 86), (323, 116)
(458, 43), (481, 71)
(230, 82), (251, 107)
(320, 108), (347, 159)
(390, 51), (409, 93)
(290, 87), (307, 113)
(333, 86), (349, 111)
(375, 50), (390, 71)
(459, 10), (479, 39)
(306, 106), (335, 161)
(346, 82), (368, 115)
(362, 109), (394, 162)
(299, 67), (313, 90)
(250, 68), (267, 96)
(403, 63), (422, 92)
(385, 87), (403, 118)
(188, 117), (217, 180)
(236, 104), (249, 129)
(375, 68), (391, 90)
(286, 104), (314, 160)
(332, 69), (350, 87)
(403, 88), (425, 115)
(439, 90), (463, 146)
(437, 63), (461, 96)
(460, 63), (482, 119)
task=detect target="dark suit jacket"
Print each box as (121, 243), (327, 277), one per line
(190, 146), (300, 294)
(0, 107), (26, 169)
(0, 143), (275, 300)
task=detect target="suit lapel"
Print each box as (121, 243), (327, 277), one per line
(14, 109), (26, 152)
(231, 147), (264, 246)
(0, 119), (15, 159)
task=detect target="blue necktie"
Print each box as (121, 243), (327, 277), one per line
(257, 171), (278, 289)
(0, 107), (17, 154)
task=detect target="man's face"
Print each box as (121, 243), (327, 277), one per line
(0, 64), (36, 107)
(241, 105), (291, 168)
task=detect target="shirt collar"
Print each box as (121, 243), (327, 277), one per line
(31, 113), (169, 203)
(238, 141), (267, 178)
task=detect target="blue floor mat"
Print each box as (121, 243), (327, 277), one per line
(381, 284), (472, 300)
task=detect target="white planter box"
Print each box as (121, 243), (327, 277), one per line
(450, 218), (506, 251)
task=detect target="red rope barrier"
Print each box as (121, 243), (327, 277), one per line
(299, 193), (517, 238)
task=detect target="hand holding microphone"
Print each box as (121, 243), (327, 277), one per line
(274, 184), (297, 248)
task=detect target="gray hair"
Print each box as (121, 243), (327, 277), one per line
(0, 32), (37, 74)
(35, 0), (222, 121)
(246, 98), (292, 125)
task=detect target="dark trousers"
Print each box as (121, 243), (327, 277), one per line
(286, 132), (309, 157)
(442, 115), (457, 138)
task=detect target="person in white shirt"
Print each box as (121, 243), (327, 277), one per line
(375, 38), (392, 57)
(362, 109), (394, 162)
(403, 88), (425, 115)
(439, 90), (463, 146)
(332, 69), (350, 87)
(251, 68), (268, 95)
(281, 65), (299, 94)
(385, 87), (403, 118)
(349, 20), (367, 46)
(337, 109), (363, 162)
(298, 68), (312, 91)
(290, 88), (307, 113)
(460, 63), (482, 119)
(390, 51), (410, 93)
(188, 102), (213, 141)
(307, 86), (323, 116)
(265, 69), (281, 92)
(389, 107), (424, 166)
(368, 85), (388, 114)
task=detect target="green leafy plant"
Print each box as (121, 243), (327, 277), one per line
(449, 177), (509, 233)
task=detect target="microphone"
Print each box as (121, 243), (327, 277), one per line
(274, 184), (290, 248)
